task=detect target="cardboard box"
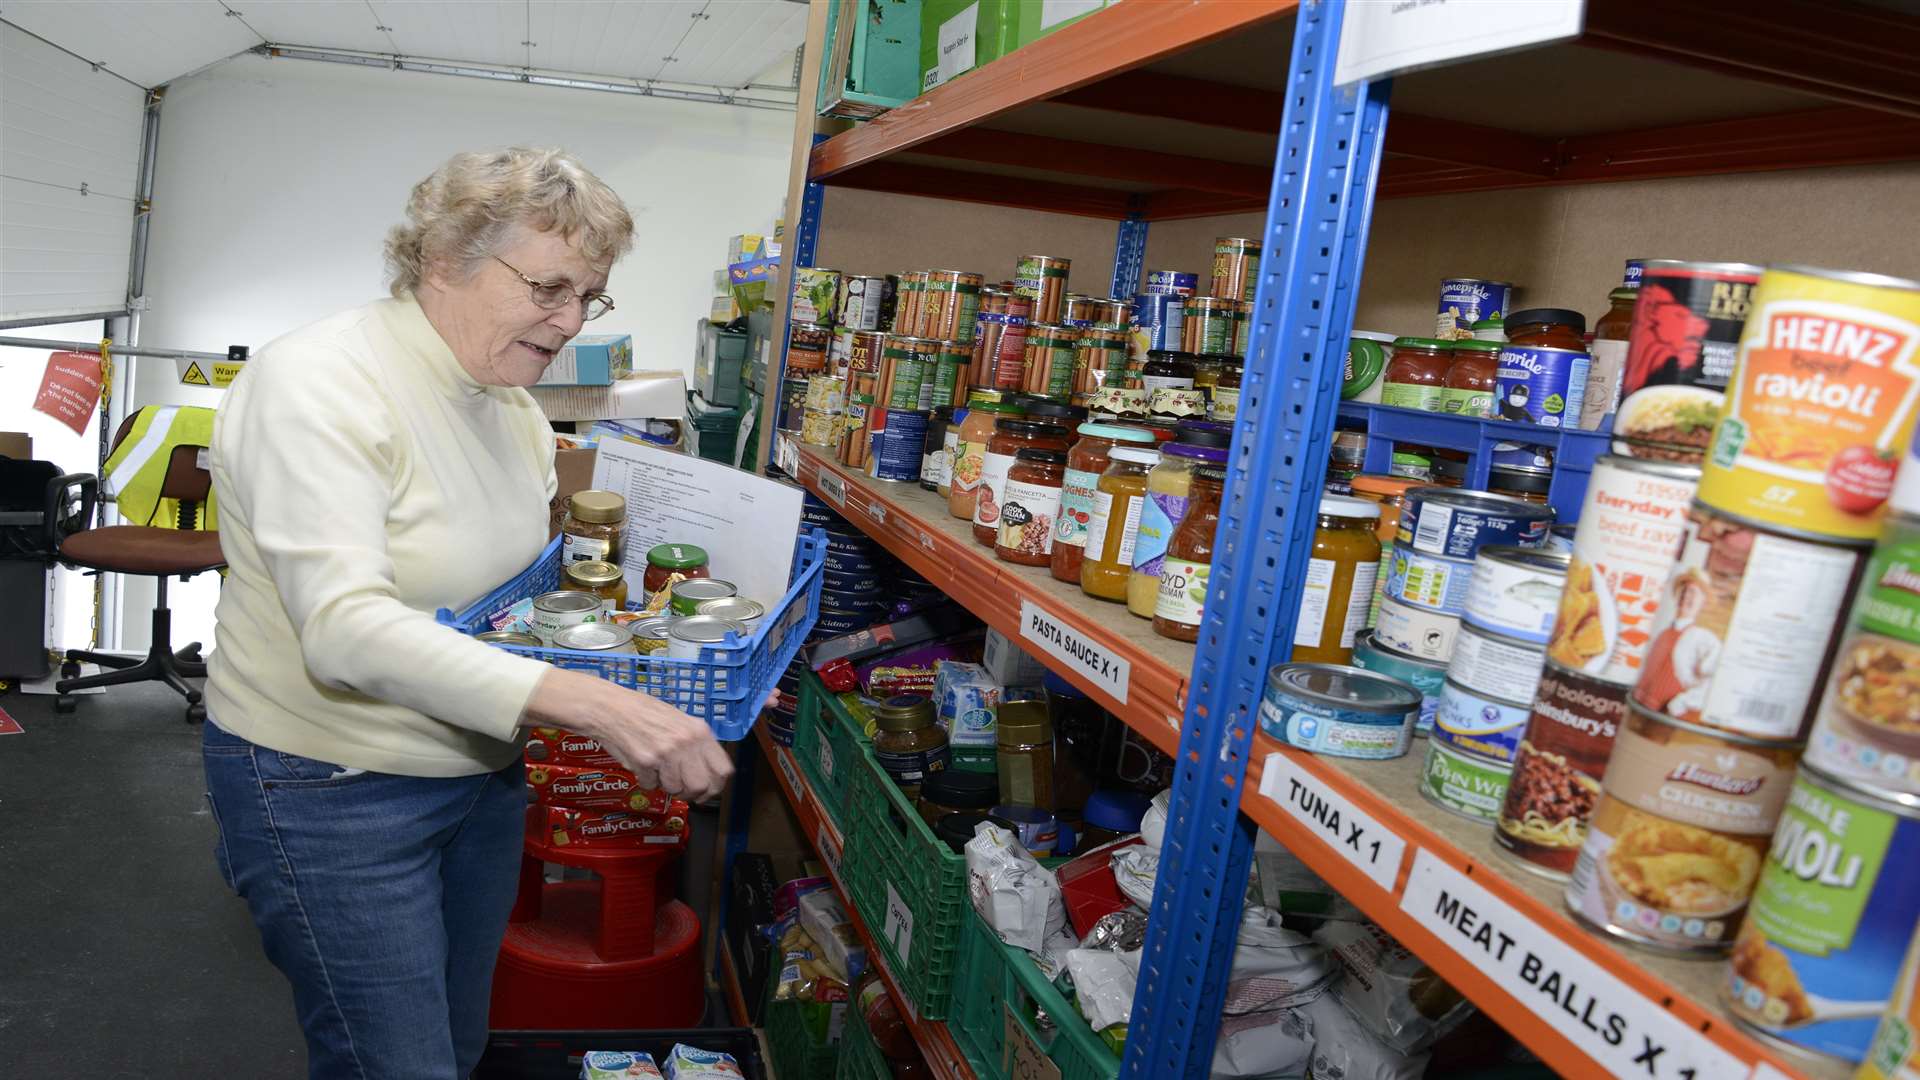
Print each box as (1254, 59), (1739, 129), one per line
(920, 0), (1107, 92)
(530, 371), (685, 423)
(535, 333), (633, 387)
(728, 234), (766, 265)
(982, 626), (1047, 688)
(0, 432), (30, 460)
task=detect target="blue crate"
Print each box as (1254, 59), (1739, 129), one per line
(435, 528), (827, 741)
(1337, 401), (1610, 522)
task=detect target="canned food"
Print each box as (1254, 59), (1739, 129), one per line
(1145, 270), (1197, 296)
(840, 380), (875, 470)
(1856, 923), (1920, 1080)
(821, 545), (878, 575)
(790, 267), (840, 325)
(839, 275), (891, 332)
(787, 323), (831, 375)
(1623, 259), (1647, 290)
(1421, 740), (1512, 821)
(1015, 254), (1070, 324)
(1544, 455), (1700, 684)
(1023, 323), (1079, 400)
(530, 590), (602, 645)
(1256, 662), (1423, 760)
(477, 630), (541, 648)
(1072, 328), (1128, 398)
(1210, 237), (1261, 301)
(919, 269), (981, 343)
(1612, 260), (1760, 462)
(1436, 278), (1513, 341)
(1060, 294), (1095, 328)
(800, 408), (841, 447)
(989, 804), (1059, 856)
(1343, 332), (1393, 403)
(1699, 265), (1920, 541)
(804, 376), (847, 412)
(628, 615), (673, 656)
(927, 340), (969, 410)
(669, 578), (737, 617)
(1384, 541), (1475, 616)
(552, 623), (637, 653)
(1566, 790), (1770, 954)
(1494, 663), (1627, 879)
(878, 334), (937, 410)
(870, 407), (928, 483)
(1495, 345), (1589, 428)
(1447, 621), (1548, 705)
(1350, 631), (1447, 737)
(1181, 296), (1237, 355)
(1398, 487), (1555, 559)
(666, 614), (749, 664)
(1545, 523), (1576, 553)
(1432, 678), (1531, 764)
(1631, 500), (1869, 740)
(1491, 442), (1553, 473)
(1807, 516), (1920, 799)
(1727, 764), (1920, 1064)
(1130, 292), (1185, 361)
(1374, 593), (1460, 662)
(1231, 300), (1254, 357)
(984, 310), (1032, 391)
(1462, 546), (1568, 644)
(697, 596), (765, 634)
(844, 330), (885, 374)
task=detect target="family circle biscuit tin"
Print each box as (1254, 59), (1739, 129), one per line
(1350, 631), (1447, 736)
(1726, 763), (1920, 1064)
(1700, 265), (1920, 542)
(1462, 546), (1569, 644)
(1432, 678), (1530, 764)
(1806, 514), (1920, 799)
(1495, 663), (1627, 880)
(1257, 663), (1423, 760)
(1421, 739), (1512, 821)
(1544, 455), (1700, 684)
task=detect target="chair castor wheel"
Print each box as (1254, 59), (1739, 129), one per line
(185, 703), (207, 724)
(61, 660), (80, 680)
(56, 695), (77, 715)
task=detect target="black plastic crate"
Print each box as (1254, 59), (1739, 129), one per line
(476, 1028), (767, 1080)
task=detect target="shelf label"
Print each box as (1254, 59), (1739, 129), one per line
(1004, 1006), (1063, 1080)
(1257, 752), (1406, 892)
(935, 3), (977, 87)
(816, 736), (836, 784)
(776, 749), (803, 806)
(1399, 848), (1746, 1080)
(818, 470), (846, 507)
(816, 823), (841, 880)
(864, 500), (886, 525)
(883, 882), (915, 966)
(1018, 600), (1130, 704)
(1335, 0), (1584, 87)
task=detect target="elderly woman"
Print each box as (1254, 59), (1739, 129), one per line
(201, 148), (730, 1077)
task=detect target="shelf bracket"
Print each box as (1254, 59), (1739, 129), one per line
(1111, 213), (1148, 299)
(766, 134), (830, 471)
(1121, 0), (1393, 1074)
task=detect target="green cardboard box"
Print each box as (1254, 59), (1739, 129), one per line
(919, 0), (1109, 93)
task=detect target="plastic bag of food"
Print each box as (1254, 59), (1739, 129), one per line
(1109, 844), (1158, 910)
(662, 1044), (746, 1080)
(965, 821), (1066, 953)
(1139, 789), (1171, 849)
(1224, 906), (1336, 1016)
(1300, 992), (1431, 1080)
(1081, 909), (1149, 952)
(580, 1050), (664, 1080)
(1314, 920), (1471, 1054)
(797, 888), (867, 984)
(1066, 947), (1140, 1034)
(1210, 1005), (1313, 1079)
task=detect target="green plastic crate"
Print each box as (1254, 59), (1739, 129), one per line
(950, 908), (1119, 1080)
(836, 993), (893, 1080)
(687, 391), (745, 465)
(793, 669), (868, 833)
(763, 963), (841, 1080)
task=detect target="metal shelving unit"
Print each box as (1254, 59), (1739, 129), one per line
(758, 2), (1920, 1076)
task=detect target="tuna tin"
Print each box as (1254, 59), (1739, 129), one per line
(1447, 621), (1548, 705)
(1257, 662), (1423, 760)
(1373, 593), (1461, 663)
(1145, 269), (1198, 296)
(1727, 763), (1920, 1064)
(1350, 630), (1447, 737)
(697, 596), (765, 634)
(1432, 678), (1531, 764)
(530, 590), (602, 645)
(1494, 663), (1627, 880)
(1436, 278), (1514, 340)
(477, 630), (541, 648)
(1462, 546), (1569, 644)
(1384, 541), (1474, 616)
(1806, 515), (1920, 800)
(1545, 455), (1700, 684)
(1631, 500), (1868, 741)
(1495, 345), (1590, 428)
(1421, 740), (1513, 822)
(1613, 260), (1761, 462)
(1398, 487), (1555, 560)
(869, 408), (928, 483)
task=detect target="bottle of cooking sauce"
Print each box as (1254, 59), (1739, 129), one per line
(1380, 338), (1451, 412)
(973, 418), (1071, 545)
(1291, 495), (1382, 664)
(1581, 287), (1637, 429)
(1153, 463), (1225, 642)
(1441, 340), (1500, 418)
(1346, 475), (1418, 626)
(1081, 447), (1159, 602)
(1505, 307), (1586, 350)
(947, 390), (1021, 520)
(996, 448), (1067, 566)
(1129, 435), (1228, 618)
(1053, 422), (1155, 584)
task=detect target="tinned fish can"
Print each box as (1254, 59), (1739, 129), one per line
(1447, 620), (1549, 706)
(1145, 270), (1197, 296)
(1436, 278), (1514, 341)
(1462, 546), (1569, 645)
(839, 274), (892, 331)
(1023, 323), (1080, 401)
(922, 269), (985, 343)
(1631, 500), (1870, 741)
(1210, 237), (1262, 301)
(1256, 663), (1423, 760)
(1494, 663), (1627, 880)
(1130, 292), (1185, 362)
(1421, 739), (1513, 822)
(1374, 593), (1461, 663)
(869, 408), (928, 483)
(1545, 455), (1700, 685)
(1699, 265), (1920, 541)
(790, 267), (841, 325)
(1398, 487), (1556, 560)
(1613, 260), (1761, 463)
(1181, 295), (1237, 356)
(1351, 631), (1447, 737)
(1432, 677), (1531, 765)
(1495, 345), (1590, 428)
(1385, 541), (1475, 616)
(1015, 254), (1071, 324)
(1806, 514), (1920, 799)
(1727, 764), (1920, 1064)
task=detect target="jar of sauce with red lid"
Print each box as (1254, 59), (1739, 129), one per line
(1505, 307), (1587, 351)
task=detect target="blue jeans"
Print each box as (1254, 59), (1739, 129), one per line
(202, 720), (525, 1080)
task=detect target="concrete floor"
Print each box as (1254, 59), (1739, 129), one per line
(0, 679), (305, 1078)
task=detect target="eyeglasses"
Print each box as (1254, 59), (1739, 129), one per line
(493, 255), (615, 321)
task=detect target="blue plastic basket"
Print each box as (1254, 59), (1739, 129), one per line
(436, 528), (828, 741)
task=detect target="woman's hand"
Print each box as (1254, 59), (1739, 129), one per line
(521, 668), (733, 803)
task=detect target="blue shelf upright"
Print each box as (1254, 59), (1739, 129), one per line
(1111, 213), (1148, 299)
(1123, 1), (1391, 1074)
(766, 135), (831, 470)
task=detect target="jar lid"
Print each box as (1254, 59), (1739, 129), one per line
(935, 812), (990, 853)
(667, 615), (747, 645)
(1192, 464), (1227, 483)
(1109, 446), (1162, 466)
(1083, 790), (1151, 833)
(1163, 442), (1228, 464)
(1173, 421), (1233, 448)
(1470, 317), (1505, 330)
(1353, 330), (1396, 343)
(564, 560), (624, 587)
(995, 418), (1059, 438)
(966, 388), (1012, 408)
(1348, 474), (1420, 499)
(1014, 448), (1067, 465)
(1390, 336), (1453, 350)
(1319, 494), (1381, 520)
(1509, 307), (1587, 334)
(647, 543), (709, 569)
(920, 769), (998, 809)
(1451, 339), (1502, 353)
(1015, 396), (1088, 423)
(1491, 465), (1553, 495)
(1145, 349), (1199, 364)
(552, 623), (635, 652)
(568, 489), (626, 523)
(1075, 422), (1154, 442)
(872, 694), (935, 732)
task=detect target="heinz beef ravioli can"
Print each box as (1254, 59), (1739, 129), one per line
(1726, 764), (1920, 1064)
(1257, 663), (1422, 760)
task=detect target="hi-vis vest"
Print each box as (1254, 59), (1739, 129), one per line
(104, 405), (219, 530)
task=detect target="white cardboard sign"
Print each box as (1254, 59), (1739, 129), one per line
(1018, 600), (1130, 703)
(1335, 0), (1584, 87)
(1257, 752), (1406, 892)
(1399, 849), (1746, 1079)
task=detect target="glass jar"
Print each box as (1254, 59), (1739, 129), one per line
(1327, 429), (1367, 493)
(1147, 386), (1207, 429)
(1583, 286), (1637, 429)
(1291, 496), (1383, 664)
(973, 418), (1072, 545)
(1491, 465), (1553, 504)
(1013, 394), (1088, 430)
(1210, 362), (1243, 422)
(1506, 307), (1587, 351)
(1130, 439), (1228, 618)
(1082, 447), (1159, 602)
(1381, 338), (1451, 412)
(1153, 463), (1224, 642)
(1190, 355), (1223, 403)
(921, 405), (953, 492)
(560, 560), (629, 612)
(561, 490), (625, 565)
(996, 448), (1067, 566)
(1053, 422), (1156, 584)
(871, 694), (949, 798)
(1441, 340), (1500, 418)
(995, 691), (1056, 810)
(915, 768), (999, 829)
(1470, 317), (1505, 342)
(1429, 451), (1469, 488)
(937, 405), (969, 499)
(643, 543), (709, 603)
(947, 390), (1021, 520)
(1141, 350), (1197, 396)
(1347, 474), (1419, 625)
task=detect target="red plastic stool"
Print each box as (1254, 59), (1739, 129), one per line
(489, 829), (704, 1030)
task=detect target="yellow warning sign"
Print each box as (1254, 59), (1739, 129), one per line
(175, 358), (244, 388)
(180, 362), (210, 386)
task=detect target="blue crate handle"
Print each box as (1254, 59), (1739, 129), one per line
(435, 527), (828, 742)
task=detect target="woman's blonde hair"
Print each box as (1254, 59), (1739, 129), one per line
(385, 147), (634, 296)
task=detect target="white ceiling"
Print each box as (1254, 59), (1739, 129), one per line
(0, 0), (806, 90)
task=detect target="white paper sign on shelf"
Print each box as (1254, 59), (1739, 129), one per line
(817, 469), (847, 507)
(1005, 1006), (1064, 1080)
(1018, 600), (1130, 704)
(816, 824), (841, 880)
(1399, 849), (1746, 1080)
(1335, 0), (1584, 87)
(1257, 752), (1406, 892)
(883, 882), (915, 966)
(935, 3), (978, 86)
(1040, 0), (1103, 31)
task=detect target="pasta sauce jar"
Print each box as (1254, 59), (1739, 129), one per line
(1506, 307), (1588, 351)
(1053, 422), (1155, 584)
(1153, 463), (1225, 641)
(946, 390), (1021, 520)
(1082, 447), (1160, 602)
(995, 448), (1067, 566)
(973, 418), (1071, 545)
(1291, 495), (1383, 664)
(643, 543), (710, 604)
(1382, 338), (1452, 412)
(1130, 433), (1229, 618)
